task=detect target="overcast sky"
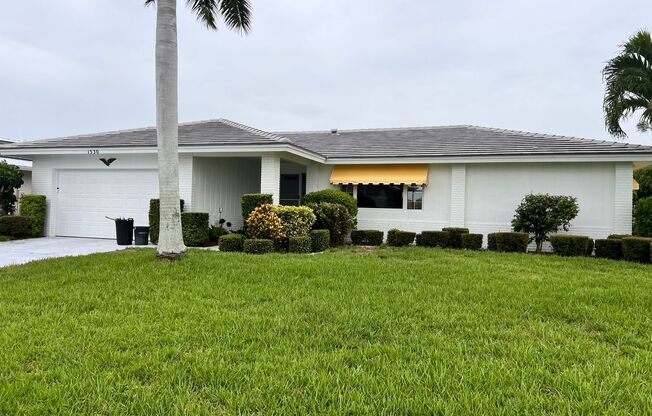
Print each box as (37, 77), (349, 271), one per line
(1, 0), (651, 144)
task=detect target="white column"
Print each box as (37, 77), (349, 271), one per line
(450, 164), (466, 227)
(613, 162), (633, 235)
(260, 153), (281, 205)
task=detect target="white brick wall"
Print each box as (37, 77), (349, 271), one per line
(613, 162), (633, 235)
(260, 153), (281, 204)
(450, 164), (466, 227)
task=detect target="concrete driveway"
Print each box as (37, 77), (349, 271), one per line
(0, 237), (134, 267)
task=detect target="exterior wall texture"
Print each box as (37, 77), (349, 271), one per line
(191, 157), (261, 229)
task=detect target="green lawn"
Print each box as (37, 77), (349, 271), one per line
(0, 247), (651, 415)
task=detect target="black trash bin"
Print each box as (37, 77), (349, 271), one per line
(134, 226), (150, 246)
(114, 218), (134, 245)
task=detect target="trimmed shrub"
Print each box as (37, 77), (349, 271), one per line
(351, 230), (384, 246)
(0, 215), (30, 238)
(594, 239), (623, 260)
(208, 225), (228, 241)
(149, 199), (184, 244)
(246, 204), (285, 243)
(442, 227), (470, 249)
(388, 230), (416, 247)
(306, 202), (354, 246)
(622, 237), (652, 263)
(302, 189), (358, 218)
(387, 228), (399, 246)
(461, 233), (483, 250)
(19, 195), (46, 238)
(219, 234), (244, 252)
(310, 229), (330, 252)
(487, 233), (497, 251)
(273, 205), (316, 238)
(488, 232), (529, 253)
(550, 235), (591, 257)
(607, 234), (631, 240)
(244, 238), (274, 254)
(634, 196), (652, 237)
(288, 235), (312, 253)
(181, 212), (209, 247)
(241, 194), (273, 223)
(416, 231), (449, 247)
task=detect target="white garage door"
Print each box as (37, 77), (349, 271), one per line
(56, 169), (159, 238)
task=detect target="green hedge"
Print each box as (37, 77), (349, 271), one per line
(388, 230), (416, 247)
(274, 205), (316, 238)
(350, 230), (384, 246)
(219, 234), (244, 252)
(622, 237), (652, 263)
(307, 203), (354, 246)
(244, 238), (274, 254)
(241, 194), (273, 223)
(488, 232), (529, 253)
(442, 227), (469, 248)
(149, 199), (184, 244)
(0, 215), (30, 238)
(310, 229), (330, 252)
(208, 225), (228, 241)
(550, 235), (591, 257)
(181, 212), (209, 247)
(387, 229), (399, 246)
(594, 239), (623, 260)
(288, 235), (312, 253)
(461, 233), (483, 250)
(302, 189), (358, 217)
(416, 231), (449, 248)
(608, 234), (631, 240)
(19, 195), (46, 238)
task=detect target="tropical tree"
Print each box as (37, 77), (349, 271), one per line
(0, 161), (23, 215)
(603, 30), (652, 138)
(145, 0), (251, 259)
(511, 193), (579, 253)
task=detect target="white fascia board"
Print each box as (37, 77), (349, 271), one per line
(324, 154), (652, 164)
(0, 144), (326, 163)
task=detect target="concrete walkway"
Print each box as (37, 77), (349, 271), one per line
(0, 237), (135, 267)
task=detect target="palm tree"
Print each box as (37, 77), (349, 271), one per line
(603, 30), (652, 138)
(145, 0), (251, 259)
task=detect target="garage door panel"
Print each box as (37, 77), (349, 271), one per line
(56, 170), (158, 238)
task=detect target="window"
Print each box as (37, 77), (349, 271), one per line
(407, 185), (423, 210)
(340, 184), (355, 197)
(280, 174), (301, 206)
(357, 184), (403, 209)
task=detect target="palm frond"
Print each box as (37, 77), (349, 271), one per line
(218, 0), (252, 33)
(603, 30), (652, 138)
(187, 0), (219, 30)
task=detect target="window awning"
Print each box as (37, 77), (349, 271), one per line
(330, 164), (429, 185)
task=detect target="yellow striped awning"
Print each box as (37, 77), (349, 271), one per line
(330, 164), (429, 185)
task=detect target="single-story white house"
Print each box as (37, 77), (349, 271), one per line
(0, 119), (650, 242)
(0, 139), (32, 212)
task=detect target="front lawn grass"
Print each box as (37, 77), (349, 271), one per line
(0, 247), (651, 414)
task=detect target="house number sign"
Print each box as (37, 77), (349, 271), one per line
(87, 149), (100, 155)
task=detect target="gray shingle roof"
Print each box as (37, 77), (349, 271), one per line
(0, 119), (289, 149)
(279, 125), (652, 158)
(2, 119), (651, 159)
(0, 139), (12, 144)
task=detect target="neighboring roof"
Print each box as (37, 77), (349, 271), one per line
(279, 125), (652, 159)
(0, 119), (290, 149)
(0, 139), (12, 144)
(1, 119), (652, 160)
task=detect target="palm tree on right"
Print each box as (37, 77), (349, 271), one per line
(603, 30), (652, 138)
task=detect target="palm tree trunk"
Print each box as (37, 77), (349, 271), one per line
(155, 0), (186, 258)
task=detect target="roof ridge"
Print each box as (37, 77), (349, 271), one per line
(276, 125), (471, 135)
(465, 125), (642, 148)
(219, 118), (292, 143)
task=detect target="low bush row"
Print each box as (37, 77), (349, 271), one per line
(218, 229), (331, 254)
(350, 228), (484, 251)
